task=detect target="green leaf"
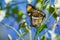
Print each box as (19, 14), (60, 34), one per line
(5, 10), (11, 18)
(25, 27), (30, 33)
(6, 4), (24, 22)
(6, 3), (16, 9)
(16, 11), (24, 22)
(23, 27), (30, 36)
(48, 6), (58, 18)
(36, 24), (47, 35)
(19, 27), (30, 37)
(6, 4), (11, 9)
(37, 35), (46, 40)
(45, 2), (50, 10)
(40, 34), (45, 40)
(12, 7), (19, 14)
(34, 24), (47, 40)
(19, 21), (26, 30)
(0, 5), (2, 10)
(5, 5), (11, 18)
(36, 0), (43, 3)
(35, 0), (44, 10)
(6, 3), (20, 18)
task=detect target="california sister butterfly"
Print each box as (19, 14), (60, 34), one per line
(27, 4), (46, 27)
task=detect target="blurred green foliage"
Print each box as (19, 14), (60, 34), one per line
(36, 24), (47, 36)
(39, 34), (46, 40)
(48, 6), (58, 18)
(19, 21), (26, 30)
(6, 4), (24, 22)
(35, 0), (44, 10)
(34, 23), (47, 40)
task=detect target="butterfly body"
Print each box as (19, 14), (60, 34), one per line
(27, 4), (46, 27)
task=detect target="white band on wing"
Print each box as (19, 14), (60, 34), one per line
(32, 16), (39, 19)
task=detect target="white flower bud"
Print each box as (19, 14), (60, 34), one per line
(27, 0), (33, 4)
(0, 10), (6, 22)
(5, 0), (12, 4)
(55, 0), (60, 8)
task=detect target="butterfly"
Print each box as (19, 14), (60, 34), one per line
(27, 4), (46, 27)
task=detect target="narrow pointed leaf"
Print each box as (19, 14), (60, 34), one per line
(16, 11), (24, 22)
(19, 21), (26, 30)
(48, 6), (58, 18)
(35, 24), (47, 37)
